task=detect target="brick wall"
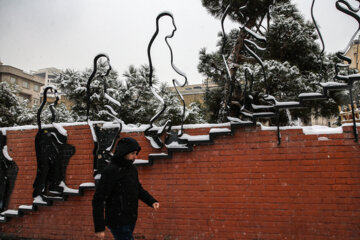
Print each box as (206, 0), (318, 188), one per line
(0, 124), (359, 240)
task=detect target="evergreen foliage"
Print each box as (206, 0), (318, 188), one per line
(54, 64), (206, 126)
(0, 82), (35, 127)
(199, 0), (343, 124)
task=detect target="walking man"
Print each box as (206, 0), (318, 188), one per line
(92, 137), (159, 240)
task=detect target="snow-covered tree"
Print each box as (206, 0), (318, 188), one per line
(37, 103), (75, 124)
(54, 64), (206, 125)
(118, 65), (206, 125)
(54, 61), (121, 122)
(158, 82), (207, 125)
(0, 82), (35, 127)
(116, 65), (158, 124)
(199, 0), (339, 124)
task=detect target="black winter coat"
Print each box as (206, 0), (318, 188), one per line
(92, 137), (157, 233)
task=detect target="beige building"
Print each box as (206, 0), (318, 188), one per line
(31, 67), (75, 110)
(32, 67), (61, 89)
(169, 80), (219, 105)
(0, 61), (45, 106)
(345, 38), (360, 71)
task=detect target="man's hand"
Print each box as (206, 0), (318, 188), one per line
(153, 202), (160, 210)
(95, 231), (105, 239)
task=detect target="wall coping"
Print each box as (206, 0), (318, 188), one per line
(0, 121), (356, 136)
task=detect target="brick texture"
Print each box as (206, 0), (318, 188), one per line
(0, 124), (359, 240)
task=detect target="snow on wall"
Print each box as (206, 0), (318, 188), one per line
(260, 124), (344, 135)
(0, 121), (351, 136)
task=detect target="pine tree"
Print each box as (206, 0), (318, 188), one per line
(54, 62), (121, 122)
(54, 64), (206, 125)
(0, 82), (35, 127)
(199, 0), (340, 124)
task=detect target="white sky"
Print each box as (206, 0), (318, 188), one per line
(0, 0), (357, 85)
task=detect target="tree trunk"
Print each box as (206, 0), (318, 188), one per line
(218, 17), (258, 122)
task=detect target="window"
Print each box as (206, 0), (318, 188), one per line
(193, 86), (202, 89)
(35, 73), (46, 78)
(22, 80), (29, 89)
(185, 88), (192, 90)
(33, 84), (40, 92)
(19, 93), (30, 103)
(10, 77), (16, 84)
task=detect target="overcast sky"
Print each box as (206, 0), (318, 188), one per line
(0, 0), (357, 85)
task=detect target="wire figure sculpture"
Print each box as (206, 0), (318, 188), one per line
(220, 2), (309, 144)
(145, 12), (189, 149)
(311, 0), (326, 74)
(334, 0), (360, 141)
(86, 54), (122, 181)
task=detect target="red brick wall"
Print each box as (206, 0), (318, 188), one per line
(1, 124), (360, 240)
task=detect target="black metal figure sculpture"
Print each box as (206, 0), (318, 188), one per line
(220, 4), (277, 126)
(221, 2), (304, 144)
(145, 12), (189, 149)
(164, 13), (188, 140)
(302, 0), (360, 142)
(86, 54), (122, 181)
(33, 86), (75, 201)
(0, 131), (18, 211)
(334, 0), (360, 141)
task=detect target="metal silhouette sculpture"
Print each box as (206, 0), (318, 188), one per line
(302, 0), (360, 142)
(145, 12), (189, 149)
(0, 131), (18, 211)
(221, 2), (313, 144)
(333, 0), (360, 141)
(220, 3), (283, 143)
(33, 86), (75, 201)
(86, 54), (122, 181)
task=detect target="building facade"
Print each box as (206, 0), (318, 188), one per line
(169, 81), (219, 106)
(32, 67), (61, 89)
(32, 67), (74, 110)
(0, 62), (45, 106)
(345, 38), (360, 71)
